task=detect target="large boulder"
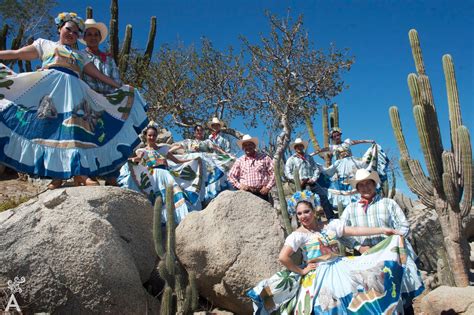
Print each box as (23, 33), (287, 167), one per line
(175, 190), (286, 315)
(419, 285), (474, 314)
(0, 186), (159, 314)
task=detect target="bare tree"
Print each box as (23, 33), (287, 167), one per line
(241, 11), (354, 163)
(144, 39), (249, 139)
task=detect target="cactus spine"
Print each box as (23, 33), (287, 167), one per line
(389, 29), (472, 286)
(154, 185), (198, 314)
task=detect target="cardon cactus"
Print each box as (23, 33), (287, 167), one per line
(275, 158), (293, 235)
(87, 1), (157, 86)
(389, 29), (472, 286)
(153, 186), (198, 314)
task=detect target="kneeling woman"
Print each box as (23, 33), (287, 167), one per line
(247, 191), (423, 314)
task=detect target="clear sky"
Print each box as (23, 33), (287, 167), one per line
(55, 0), (473, 196)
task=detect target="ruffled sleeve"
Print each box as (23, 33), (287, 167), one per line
(326, 219), (345, 238)
(32, 38), (47, 60)
(284, 232), (306, 252)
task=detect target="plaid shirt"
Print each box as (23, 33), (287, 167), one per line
(228, 152), (275, 190)
(82, 49), (122, 94)
(339, 194), (410, 249)
(284, 153), (321, 182)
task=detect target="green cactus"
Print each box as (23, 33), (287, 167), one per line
(153, 185), (199, 314)
(322, 105), (331, 167)
(389, 29), (472, 287)
(304, 114), (321, 152)
(275, 158), (293, 235)
(331, 103), (339, 128)
(88, 1), (157, 84)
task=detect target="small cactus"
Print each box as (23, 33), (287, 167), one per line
(275, 158), (293, 235)
(154, 185), (198, 314)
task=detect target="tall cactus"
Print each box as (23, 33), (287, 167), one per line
(87, 1), (156, 85)
(154, 186), (198, 314)
(389, 29), (472, 287)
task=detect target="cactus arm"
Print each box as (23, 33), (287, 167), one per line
(332, 103), (339, 128)
(304, 114), (320, 151)
(409, 29), (426, 75)
(413, 104), (444, 195)
(109, 0), (119, 63)
(160, 286), (173, 315)
(443, 54), (463, 170)
(86, 6), (93, 19)
(153, 195), (164, 259)
(441, 151), (459, 199)
(322, 105), (331, 167)
(143, 16), (157, 64)
(389, 106), (410, 159)
(442, 152), (460, 212)
(458, 126), (472, 217)
(118, 24), (132, 75)
(399, 158), (425, 198)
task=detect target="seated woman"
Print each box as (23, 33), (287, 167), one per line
(0, 12), (147, 189)
(312, 127), (388, 208)
(118, 125), (191, 223)
(247, 191), (424, 314)
(168, 124), (235, 205)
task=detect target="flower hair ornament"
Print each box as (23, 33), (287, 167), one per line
(286, 190), (321, 216)
(55, 12), (85, 33)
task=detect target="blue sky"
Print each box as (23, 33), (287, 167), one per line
(56, 0), (473, 195)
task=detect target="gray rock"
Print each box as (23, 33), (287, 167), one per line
(420, 285), (474, 314)
(0, 186), (159, 314)
(175, 190), (285, 315)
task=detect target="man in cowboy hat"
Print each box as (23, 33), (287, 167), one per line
(339, 168), (409, 254)
(207, 117), (231, 153)
(228, 134), (275, 201)
(285, 138), (334, 219)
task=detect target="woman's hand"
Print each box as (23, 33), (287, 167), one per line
(301, 262), (318, 275)
(383, 228), (402, 235)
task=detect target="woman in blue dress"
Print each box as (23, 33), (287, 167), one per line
(312, 128), (388, 208)
(247, 191), (424, 314)
(0, 12), (148, 189)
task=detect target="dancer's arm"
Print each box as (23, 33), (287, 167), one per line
(0, 45), (39, 60)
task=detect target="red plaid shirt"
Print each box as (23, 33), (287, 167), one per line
(228, 152), (275, 190)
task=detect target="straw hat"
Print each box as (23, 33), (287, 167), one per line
(207, 117), (225, 129)
(347, 169), (381, 188)
(79, 19), (108, 44)
(237, 134), (259, 149)
(329, 127), (342, 136)
(291, 138), (308, 150)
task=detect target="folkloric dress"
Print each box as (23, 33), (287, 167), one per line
(172, 138), (235, 205)
(247, 219), (424, 314)
(0, 38), (148, 179)
(117, 146), (191, 223)
(322, 139), (389, 208)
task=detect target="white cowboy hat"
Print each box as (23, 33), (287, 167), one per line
(207, 117), (225, 129)
(237, 134), (259, 149)
(348, 169), (381, 188)
(78, 19), (108, 45)
(291, 138), (308, 150)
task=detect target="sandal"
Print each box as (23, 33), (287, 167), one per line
(105, 178), (118, 186)
(73, 176), (86, 186)
(47, 179), (63, 190)
(85, 177), (100, 186)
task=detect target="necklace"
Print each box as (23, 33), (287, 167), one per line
(302, 222), (322, 234)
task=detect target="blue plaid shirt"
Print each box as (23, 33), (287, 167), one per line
(339, 194), (410, 249)
(284, 153), (321, 182)
(82, 49), (122, 94)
